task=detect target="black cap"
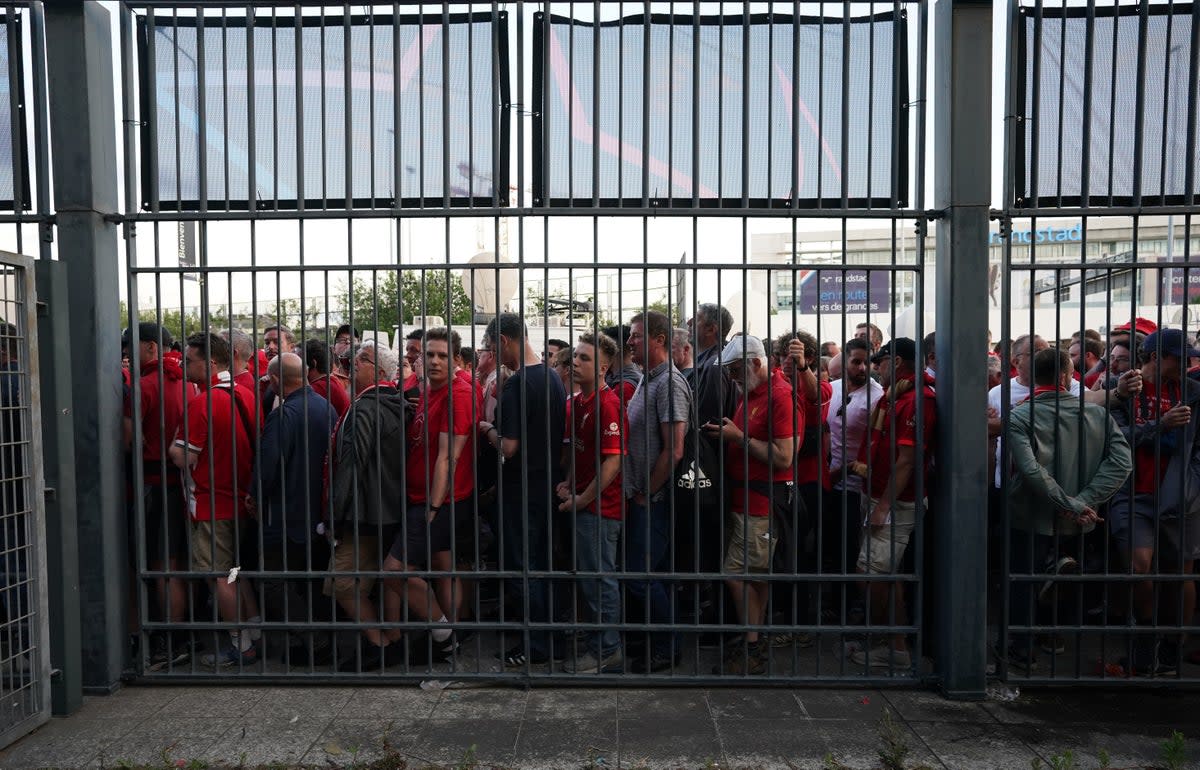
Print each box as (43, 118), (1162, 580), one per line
(121, 322), (173, 350)
(871, 336), (916, 364)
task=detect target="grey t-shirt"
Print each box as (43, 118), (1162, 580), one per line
(624, 360), (692, 499)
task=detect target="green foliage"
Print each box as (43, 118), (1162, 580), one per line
(1045, 749), (1077, 770)
(1096, 748), (1111, 770)
(877, 709), (910, 770)
(120, 300), (229, 345)
(342, 269), (474, 333)
(1161, 730), (1187, 770)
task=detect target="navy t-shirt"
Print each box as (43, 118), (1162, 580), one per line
(498, 363), (566, 502)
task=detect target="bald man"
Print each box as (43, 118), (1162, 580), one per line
(251, 350), (338, 664)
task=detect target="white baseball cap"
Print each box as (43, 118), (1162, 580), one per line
(719, 334), (766, 365)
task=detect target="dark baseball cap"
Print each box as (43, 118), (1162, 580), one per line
(871, 337), (917, 364)
(121, 322), (173, 349)
(1141, 328), (1200, 360)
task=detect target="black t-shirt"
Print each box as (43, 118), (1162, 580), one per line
(498, 363), (566, 498)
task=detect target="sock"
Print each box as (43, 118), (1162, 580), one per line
(247, 616), (262, 642)
(431, 616), (452, 643)
(230, 630), (253, 653)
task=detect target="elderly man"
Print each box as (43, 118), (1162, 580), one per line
(1004, 347), (1131, 672)
(705, 334), (796, 675)
(328, 341), (411, 671)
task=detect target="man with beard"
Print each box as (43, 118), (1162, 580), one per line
(847, 338), (936, 670)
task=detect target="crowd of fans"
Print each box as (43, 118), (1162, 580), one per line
(119, 306), (1200, 678)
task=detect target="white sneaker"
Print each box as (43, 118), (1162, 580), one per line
(563, 648), (623, 674)
(849, 645), (912, 670)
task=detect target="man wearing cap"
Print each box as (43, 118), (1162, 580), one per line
(122, 322), (197, 669)
(847, 337), (936, 670)
(1108, 328), (1200, 676)
(704, 334), (797, 675)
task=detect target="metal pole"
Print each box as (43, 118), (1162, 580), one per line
(933, 0), (990, 699)
(43, 0), (125, 692)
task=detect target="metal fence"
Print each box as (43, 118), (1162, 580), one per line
(118, 0), (935, 684)
(994, 0), (1200, 684)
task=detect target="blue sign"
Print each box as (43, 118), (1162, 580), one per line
(989, 223), (1082, 246)
(797, 270), (892, 314)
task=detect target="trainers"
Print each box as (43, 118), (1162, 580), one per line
(563, 648), (623, 674)
(1036, 634), (1066, 655)
(1038, 555), (1079, 604)
(849, 645), (912, 670)
(148, 636), (190, 671)
(769, 631), (815, 649)
(200, 642), (258, 667)
(716, 641), (767, 675)
(1005, 644), (1039, 673)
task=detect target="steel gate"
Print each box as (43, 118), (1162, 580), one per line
(0, 250), (49, 747)
(994, 0), (1200, 685)
(118, 0), (935, 684)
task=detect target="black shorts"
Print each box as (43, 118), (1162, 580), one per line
(134, 483), (189, 566)
(389, 499), (472, 567)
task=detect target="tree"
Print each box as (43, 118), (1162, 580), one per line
(340, 268), (474, 333)
(119, 300), (228, 344)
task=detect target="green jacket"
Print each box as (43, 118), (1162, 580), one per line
(1006, 390), (1132, 536)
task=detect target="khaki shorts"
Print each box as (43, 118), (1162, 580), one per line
(323, 536), (382, 600)
(857, 497), (918, 574)
(191, 519), (241, 573)
(723, 512), (776, 574)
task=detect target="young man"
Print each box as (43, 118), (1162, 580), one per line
(331, 324), (360, 394)
(557, 332), (627, 674)
(826, 337), (884, 575)
(624, 310), (691, 672)
(122, 323), (196, 669)
(602, 324), (643, 405)
(404, 328), (425, 384)
(1004, 347), (1131, 672)
(847, 338), (936, 670)
(169, 332), (263, 667)
(478, 313), (567, 667)
(854, 323), (883, 355)
(263, 325), (296, 361)
(1108, 328), (1200, 675)
(1069, 336), (1105, 389)
(705, 335), (796, 675)
(383, 328), (475, 659)
(327, 341), (410, 671)
(304, 339), (351, 418)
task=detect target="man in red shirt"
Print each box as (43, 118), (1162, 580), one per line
(122, 323), (196, 669)
(222, 329), (258, 393)
(848, 337), (936, 671)
(1069, 336), (1104, 389)
(303, 339), (351, 418)
(557, 331), (627, 674)
(706, 334), (797, 675)
(169, 332), (263, 667)
(382, 328), (475, 658)
(1109, 328), (1200, 675)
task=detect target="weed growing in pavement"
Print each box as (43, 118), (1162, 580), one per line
(454, 744), (478, 770)
(1045, 750), (1078, 770)
(1096, 748), (1111, 770)
(877, 708), (910, 770)
(1161, 730), (1188, 770)
(822, 751), (852, 770)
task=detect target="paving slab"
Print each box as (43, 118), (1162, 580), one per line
(339, 685), (443, 720)
(715, 718), (830, 769)
(0, 715), (138, 769)
(906, 721), (1039, 770)
(795, 689), (888, 721)
(880, 690), (995, 723)
(525, 688), (619, 719)
(199, 716), (328, 767)
(514, 717), (618, 769)
(705, 690), (809, 721)
(302, 717), (425, 766)
(616, 689), (711, 721)
(433, 687), (529, 720)
(408, 716), (523, 767)
(619, 716), (724, 769)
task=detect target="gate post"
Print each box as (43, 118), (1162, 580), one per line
(43, 0), (126, 693)
(933, 0), (991, 699)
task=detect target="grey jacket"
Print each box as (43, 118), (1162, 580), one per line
(1007, 391), (1132, 536)
(1109, 376), (1200, 520)
(329, 386), (411, 528)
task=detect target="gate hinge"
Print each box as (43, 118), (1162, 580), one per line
(43, 487), (55, 501)
(36, 300), (48, 317)
(39, 220), (53, 245)
(122, 221), (136, 240)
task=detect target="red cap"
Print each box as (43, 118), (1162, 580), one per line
(1113, 317), (1157, 336)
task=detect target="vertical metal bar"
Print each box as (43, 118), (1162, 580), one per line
(343, 3), (352, 210)
(933, 0), (990, 699)
(43, 0), (124, 693)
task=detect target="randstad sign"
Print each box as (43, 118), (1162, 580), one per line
(989, 223), (1083, 246)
